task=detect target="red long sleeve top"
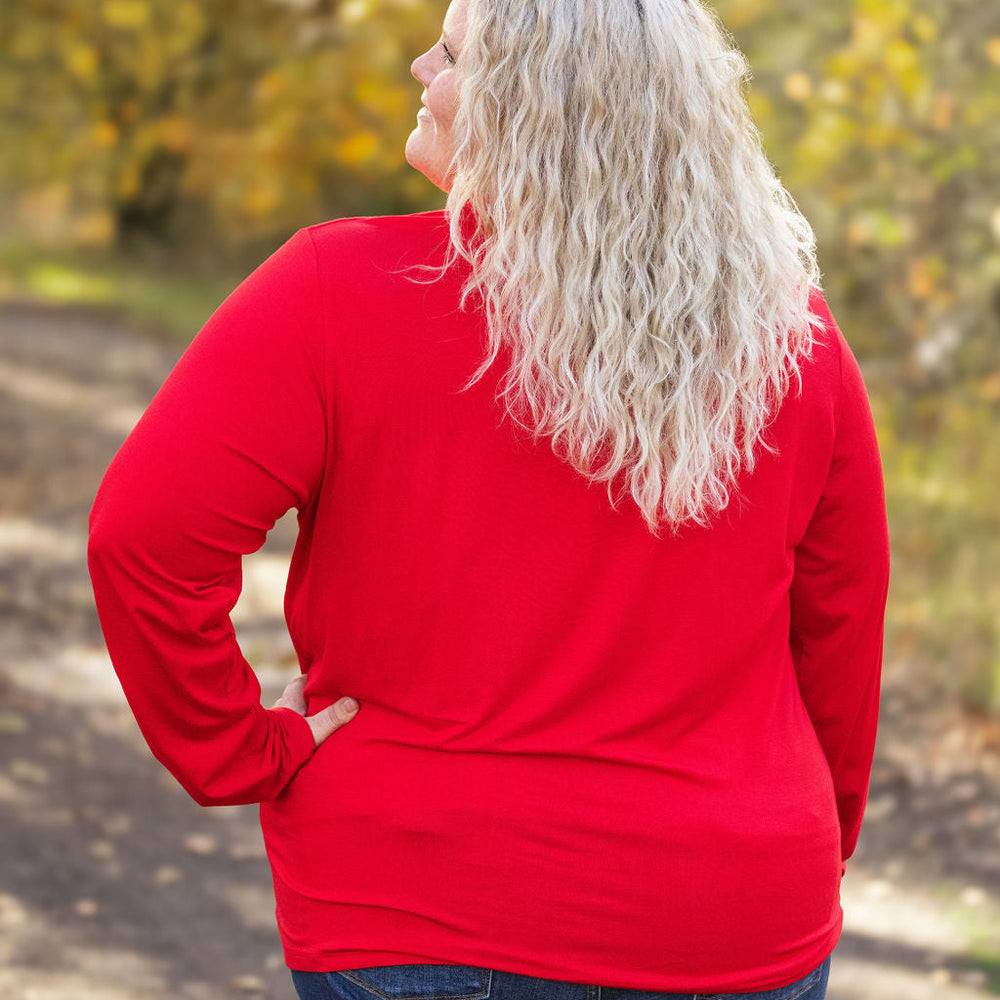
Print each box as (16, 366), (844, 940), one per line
(88, 210), (891, 994)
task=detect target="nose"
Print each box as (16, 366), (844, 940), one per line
(411, 50), (432, 86)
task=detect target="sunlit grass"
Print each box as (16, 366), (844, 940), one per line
(0, 239), (242, 343)
(938, 882), (1000, 995)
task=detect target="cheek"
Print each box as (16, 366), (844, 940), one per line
(430, 81), (459, 128)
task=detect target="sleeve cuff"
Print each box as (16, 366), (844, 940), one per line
(272, 706), (317, 770)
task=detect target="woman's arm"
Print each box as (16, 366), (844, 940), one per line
(788, 324), (891, 865)
(88, 228), (330, 806)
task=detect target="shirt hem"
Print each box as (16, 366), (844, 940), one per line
(279, 922), (842, 994)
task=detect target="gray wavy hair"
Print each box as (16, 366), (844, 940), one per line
(399, 0), (827, 537)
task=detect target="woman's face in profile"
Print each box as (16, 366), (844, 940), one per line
(406, 0), (468, 192)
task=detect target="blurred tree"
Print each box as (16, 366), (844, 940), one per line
(0, 0), (445, 256)
(2, 0), (993, 369)
(718, 0), (999, 388)
(716, 0), (1000, 711)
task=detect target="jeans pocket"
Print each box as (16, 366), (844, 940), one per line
(332, 964), (493, 1000)
(697, 955), (830, 1000)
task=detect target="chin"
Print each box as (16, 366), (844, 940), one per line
(405, 132), (453, 192)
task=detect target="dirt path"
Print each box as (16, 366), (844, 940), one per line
(1, 300), (998, 1000)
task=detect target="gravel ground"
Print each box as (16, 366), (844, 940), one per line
(1, 300), (998, 1000)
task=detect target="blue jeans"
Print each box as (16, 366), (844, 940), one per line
(290, 955), (831, 1000)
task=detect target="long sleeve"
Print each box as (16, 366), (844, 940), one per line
(788, 327), (891, 864)
(88, 228), (326, 806)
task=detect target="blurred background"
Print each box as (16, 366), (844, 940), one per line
(0, 0), (998, 998)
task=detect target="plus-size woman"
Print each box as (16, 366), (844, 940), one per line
(89, 2), (891, 999)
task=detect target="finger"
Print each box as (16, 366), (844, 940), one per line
(306, 697), (360, 747)
(271, 674), (308, 713)
(272, 695), (306, 714)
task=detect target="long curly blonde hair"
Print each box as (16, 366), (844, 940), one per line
(399, 0), (827, 537)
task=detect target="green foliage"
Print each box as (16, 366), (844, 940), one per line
(876, 379), (1000, 714)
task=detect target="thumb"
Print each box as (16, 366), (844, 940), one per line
(306, 696), (360, 748)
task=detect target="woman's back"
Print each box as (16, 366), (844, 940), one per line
(89, 209), (889, 992)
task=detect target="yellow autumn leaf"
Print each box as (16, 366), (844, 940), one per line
(845, 217), (873, 249)
(67, 44), (99, 83)
(783, 72), (812, 103)
(794, 110), (854, 174)
(850, 14), (884, 57)
(818, 79), (850, 105)
(152, 116), (194, 153)
(91, 121), (119, 148)
(863, 114), (902, 151)
(337, 130), (380, 166)
(885, 38), (917, 77)
(931, 92), (953, 131)
(907, 258), (935, 301)
(912, 15), (939, 44)
(244, 181), (281, 217)
(341, 0), (372, 25)
(990, 206), (1000, 243)
(174, 1), (206, 47)
(118, 164), (141, 199)
(861, 0), (909, 33)
(980, 372), (1000, 403)
(724, 0), (767, 29)
(101, 0), (151, 30)
(256, 70), (289, 104)
(133, 41), (166, 93)
(746, 90), (773, 124)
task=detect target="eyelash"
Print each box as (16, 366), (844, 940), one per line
(442, 43), (456, 65)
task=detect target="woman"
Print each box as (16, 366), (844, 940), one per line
(88, 1), (890, 999)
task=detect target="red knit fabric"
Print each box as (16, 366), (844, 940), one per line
(88, 211), (890, 993)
